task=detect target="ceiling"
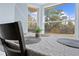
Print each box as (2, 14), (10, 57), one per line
(28, 3), (47, 6)
(28, 3), (61, 8)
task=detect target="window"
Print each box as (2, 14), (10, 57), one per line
(28, 6), (38, 33)
(44, 3), (75, 38)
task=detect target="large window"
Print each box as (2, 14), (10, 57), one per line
(44, 3), (75, 37)
(28, 6), (38, 33)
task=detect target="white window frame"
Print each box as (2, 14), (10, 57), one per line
(75, 3), (79, 40)
(43, 3), (76, 38)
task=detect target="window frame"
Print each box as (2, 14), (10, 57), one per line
(44, 3), (76, 36)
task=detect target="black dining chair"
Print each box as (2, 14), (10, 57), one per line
(0, 21), (27, 56)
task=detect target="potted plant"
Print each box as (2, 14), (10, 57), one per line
(35, 26), (42, 38)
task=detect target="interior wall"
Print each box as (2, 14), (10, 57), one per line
(0, 3), (15, 24)
(37, 6), (45, 34)
(0, 3), (28, 34)
(75, 3), (79, 40)
(15, 3), (28, 34)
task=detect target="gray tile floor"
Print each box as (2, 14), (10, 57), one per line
(0, 33), (79, 56)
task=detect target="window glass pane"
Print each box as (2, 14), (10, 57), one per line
(28, 6), (37, 33)
(45, 22), (62, 34)
(45, 21), (75, 34)
(44, 3), (75, 38)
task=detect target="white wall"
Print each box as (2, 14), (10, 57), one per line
(0, 3), (28, 34)
(37, 6), (45, 34)
(15, 3), (28, 34)
(0, 4), (15, 24)
(75, 3), (79, 40)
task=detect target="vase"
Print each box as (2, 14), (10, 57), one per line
(35, 33), (39, 38)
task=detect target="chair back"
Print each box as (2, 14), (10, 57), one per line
(0, 21), (26, 56)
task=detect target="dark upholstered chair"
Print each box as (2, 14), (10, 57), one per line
(0, 21), (27, 56)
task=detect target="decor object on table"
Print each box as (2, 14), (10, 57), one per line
(35, 26), (42, 38)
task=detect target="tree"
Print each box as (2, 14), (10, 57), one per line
(45, 8), (64, 21)
(45, 7), (64, 33)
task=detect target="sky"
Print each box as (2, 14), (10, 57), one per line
(55, 3), (75, 19)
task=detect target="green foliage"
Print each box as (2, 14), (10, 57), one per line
(45, 7), (64, 22)
(35, 26), (42, 33)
